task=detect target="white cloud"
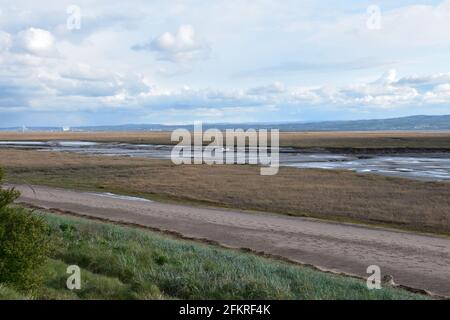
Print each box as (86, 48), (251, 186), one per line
(16, 28), (57, 56)
(0, 31), (12, 51)
(0, 54), (448, 117)
(318, 70), (421, 108)
(0, 27), (152, 112)
(396, 73), (450, 87)
(424, 83), (450, 103)
(0, 1), (450, 125)
(133, 25), (209, 63)
(310, 1), (450, 48)
(377, 69), (397, 85)
(125, 69), (448, 114)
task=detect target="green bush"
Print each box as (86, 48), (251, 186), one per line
(0, 169), (20, 210)
(0, 168), (52, 291)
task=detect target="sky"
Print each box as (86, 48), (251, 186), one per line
(1, 0), (450, 126)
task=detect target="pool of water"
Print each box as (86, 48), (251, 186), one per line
(283, 154), (450, 181)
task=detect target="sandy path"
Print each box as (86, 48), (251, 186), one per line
(13, 184), (450, 297)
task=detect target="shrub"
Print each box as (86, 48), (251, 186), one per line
(0, 207), (53, 290)
(0, 168), (52, 290)
(0, 168), (19, 210)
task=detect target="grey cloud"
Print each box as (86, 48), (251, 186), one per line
(247, 82), (285, 95)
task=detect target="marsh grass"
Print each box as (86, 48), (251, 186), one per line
(0, 131), (450, 149)
(2, 149), (449, 234)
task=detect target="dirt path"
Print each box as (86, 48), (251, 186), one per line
(14, 184), (450, 297)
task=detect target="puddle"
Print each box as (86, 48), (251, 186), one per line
(89, 192), (153, 202)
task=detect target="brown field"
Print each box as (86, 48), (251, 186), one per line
(1, 148), (449, 234)
(1, 131), (450, 149)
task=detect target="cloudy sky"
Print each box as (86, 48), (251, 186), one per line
(1, 0), (450, 126)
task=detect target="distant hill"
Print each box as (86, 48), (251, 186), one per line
(271, 115), (450, 131)
(1, 115), (449, 132)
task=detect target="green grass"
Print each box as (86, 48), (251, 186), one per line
(0, 284), (28, 300)
(1, 210), (428, 300)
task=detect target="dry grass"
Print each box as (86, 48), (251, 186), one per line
(1, 149), (449, 234)
(278, 131), (450, 149)
(1, 131), (450, 149)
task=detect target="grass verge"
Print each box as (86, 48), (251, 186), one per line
(0, 210), (427, 300)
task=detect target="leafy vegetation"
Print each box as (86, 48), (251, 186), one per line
(0, 169), (53, 291)
(0, 169), (20, 209)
